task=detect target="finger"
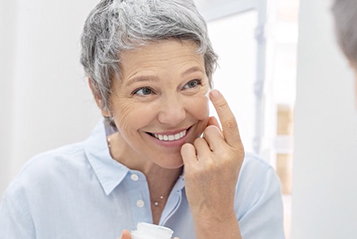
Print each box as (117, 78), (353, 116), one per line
(181, 143), (197, 166)
(203, 125), (225, 151)
(193, 138), (212, 159)
(120, 230), (131, 239)
(207, 116), (221, 131)
(209, 89), (242, 148)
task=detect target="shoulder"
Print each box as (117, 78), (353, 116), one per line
(22, 142), (86, 174)
(235, 152), (282, 204)
(235, 153), (285, 237)
(240, 152), (275, 177)
(4, 142), (87, 198)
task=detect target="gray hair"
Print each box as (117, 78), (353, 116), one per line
(80, 0), (218, 112)
(332, 0), (357, 64)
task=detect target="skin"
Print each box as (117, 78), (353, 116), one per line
(102, 40), (210, 172)
(92, 40), (244, 239)
(180, 90), (244, 239)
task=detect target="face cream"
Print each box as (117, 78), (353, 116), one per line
(131, 222), (174, 239)
(205, 90), (211, 99)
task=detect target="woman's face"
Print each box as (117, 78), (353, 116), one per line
(105, 40), (210, 169)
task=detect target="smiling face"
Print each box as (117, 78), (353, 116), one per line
(102, 40), (210, 170)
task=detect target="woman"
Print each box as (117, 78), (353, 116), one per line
(0, 0), (284, 238)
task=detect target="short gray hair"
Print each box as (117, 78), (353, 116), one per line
(332, 0), (357, 64)
(80, 0), (218, 112)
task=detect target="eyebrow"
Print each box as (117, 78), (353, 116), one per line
(125, 66), (204, 87)
(125, 75), (160, 87)
(181, 66), (205, 77)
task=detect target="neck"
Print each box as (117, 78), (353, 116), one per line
(146, 166), (182, 224)
(107, 132), (183, 224)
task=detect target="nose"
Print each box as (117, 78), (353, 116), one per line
(157, 95), (186, 126)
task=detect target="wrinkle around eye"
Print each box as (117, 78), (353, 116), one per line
(133, 87), (153, 96)
(183, 79), (202, 90)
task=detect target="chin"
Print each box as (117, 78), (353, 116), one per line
(154, 153), (184, 169)
(160, 161), (184, 170)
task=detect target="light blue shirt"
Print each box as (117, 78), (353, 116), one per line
(0, 121), (285, 239)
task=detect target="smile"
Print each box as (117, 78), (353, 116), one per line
(152, 129), (187, 141)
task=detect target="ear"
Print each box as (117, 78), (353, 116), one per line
(88, 78), (111, 117)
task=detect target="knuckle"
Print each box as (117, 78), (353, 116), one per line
(215, 100), (227, 111)
(204, 125), (219, 135)
(223, 118), (237, 131)
(220, 150), (231, 160)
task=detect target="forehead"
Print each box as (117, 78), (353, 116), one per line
(119, 40), (205, 76)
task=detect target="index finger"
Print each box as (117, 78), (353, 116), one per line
(209, 89), (242, 148)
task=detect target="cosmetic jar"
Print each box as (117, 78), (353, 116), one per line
(131, 222), (174, 239)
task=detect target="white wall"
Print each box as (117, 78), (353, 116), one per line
(0, 0), (18, 199)
(0, 0), (102, 198)
(291, 0), (357, 238)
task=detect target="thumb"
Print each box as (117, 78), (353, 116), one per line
(118, 229), (131, 239)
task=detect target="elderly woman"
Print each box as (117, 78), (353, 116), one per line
(0, 0), (284, 238)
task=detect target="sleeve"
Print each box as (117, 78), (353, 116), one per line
(0, 191), (36, 239)
(235, 156), (285, 239)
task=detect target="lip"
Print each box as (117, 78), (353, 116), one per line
(149, 127), (189, 136)
(145, 126), (193, 148)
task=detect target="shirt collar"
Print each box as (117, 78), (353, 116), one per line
(84, 120), (129, 195)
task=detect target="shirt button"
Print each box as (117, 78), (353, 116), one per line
(136, 200), (145, 208)
(131, 174), (139, 181)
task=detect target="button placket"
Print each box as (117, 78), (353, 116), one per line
(130, 173), (145, 209)
(127, 171), (152, 224)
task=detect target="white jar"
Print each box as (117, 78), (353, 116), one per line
(131, 222), (174, 239)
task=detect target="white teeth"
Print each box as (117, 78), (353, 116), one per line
(154, 130), (187, 141)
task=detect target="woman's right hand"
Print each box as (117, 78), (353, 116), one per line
(117, 230), (131, 239)
(180, 90), (244, 238)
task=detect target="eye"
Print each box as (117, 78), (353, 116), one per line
(132, 87), (154, 96)
(183, 79), (202, 89)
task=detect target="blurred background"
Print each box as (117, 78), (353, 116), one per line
(1, 0), (356, 238)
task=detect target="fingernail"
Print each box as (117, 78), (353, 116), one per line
(210, 89), (220, 98)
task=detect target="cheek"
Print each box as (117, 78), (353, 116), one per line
(112, 99), (153, 133)
(186, 94), (210, 120)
